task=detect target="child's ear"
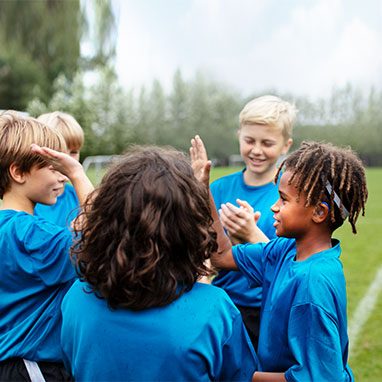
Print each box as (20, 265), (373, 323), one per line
(282, 138), (293, 155)
(312, 202), (329, 223)
(9, 163), (27, 184)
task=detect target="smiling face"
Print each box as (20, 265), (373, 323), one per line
(238, 124), (292, 184)
(24, 164), (67, 207)
(271, 170), (315, 238)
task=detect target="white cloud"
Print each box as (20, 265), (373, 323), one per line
(114, 0), (382, 97)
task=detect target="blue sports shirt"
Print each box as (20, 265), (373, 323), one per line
(211, 170), (279, 307)
(233, 237), (354, 381)
(35, 183), (79, 228)
(0, 210), (76, 362)
(61, 280), (258, 382)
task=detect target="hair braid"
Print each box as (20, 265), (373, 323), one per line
(276, 141), (368, 234)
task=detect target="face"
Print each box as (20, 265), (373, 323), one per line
(238, 124), (292, 180)
(24, 164), (67, 206)
(68, 147), (81, 161)
(271, 170), (315, 238)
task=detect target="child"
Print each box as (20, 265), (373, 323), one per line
(0, 112), (94, 381)
(60, 146), (258, 382)
(191, 137), (367, 381)
(34, 111), (85, 227)
(210, 95), (296, 348)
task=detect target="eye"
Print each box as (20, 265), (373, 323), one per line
(263, 141), (275, 147)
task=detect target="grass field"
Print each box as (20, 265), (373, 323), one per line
(89, 166), (382, 379)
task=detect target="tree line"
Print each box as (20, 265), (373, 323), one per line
(26, 69), (382, 166)
(1, 1), (381, 165)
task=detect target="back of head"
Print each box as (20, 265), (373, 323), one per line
(0, 111), (67, 199)
(38, 111), (84, 150)
(276, 141), (368, 233)
(239, 95), (297, 139)
(73, 145), (217, 310)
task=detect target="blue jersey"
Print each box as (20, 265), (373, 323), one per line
(61, 280), (258, 382)
(35, 183), (79, 227)
(0, 210), (76, 362)
(233, 237), (353, 381)
(211, 170), (278, 307)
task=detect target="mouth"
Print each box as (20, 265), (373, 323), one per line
(248, 157), (266, 166)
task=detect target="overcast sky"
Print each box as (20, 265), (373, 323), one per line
(114, 0), (382, 98)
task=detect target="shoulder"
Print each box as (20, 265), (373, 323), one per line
(187, 283), (241, 319)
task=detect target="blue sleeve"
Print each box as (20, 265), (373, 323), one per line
(215, 312), (258, 381)
(22, 219), (76, 286)
(285, 303), (351, 382)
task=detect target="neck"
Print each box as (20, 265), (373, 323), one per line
(1, 192), (35, 215)
(295, 232), (332, 261)
(243, 167), (277, 187)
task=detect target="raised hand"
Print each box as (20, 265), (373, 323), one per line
(189, 135), (211, 187)
(219, 199), (267, 244)
(31, 144), (94, 205)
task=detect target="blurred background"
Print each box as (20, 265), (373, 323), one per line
(0, 0), (381, 164)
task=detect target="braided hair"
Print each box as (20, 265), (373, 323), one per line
(275, 141), (368, 234)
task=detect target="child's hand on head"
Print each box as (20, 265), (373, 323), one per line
(220, 199), (262, 244)
(31, 144), (84, 179)
(189, 135), (211, 187)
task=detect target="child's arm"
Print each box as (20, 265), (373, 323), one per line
(252, 372), (286, 381)
(190, 136), (236, 270)
(31, 144), (94, 205)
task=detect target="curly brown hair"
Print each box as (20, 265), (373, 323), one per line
(72, 146), (217, 310)
(275, 141), (368, 234)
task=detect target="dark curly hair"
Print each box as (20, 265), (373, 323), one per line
(72, 146), (217, 310)
(275, 141), (368, 234)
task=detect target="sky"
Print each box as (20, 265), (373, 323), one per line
(114, 0), (382, 98)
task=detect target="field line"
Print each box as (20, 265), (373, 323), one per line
(348, 265), (382, 357)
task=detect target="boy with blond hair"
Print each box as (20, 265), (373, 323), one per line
(0, 111), (93, 381)
(210, 95), (296, 348)
(34, 111), (85, 227)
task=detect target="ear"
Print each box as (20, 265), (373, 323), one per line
(281, 138), (293, 155)
(312, 202), (329, 223)
(9, 162), (27, 184)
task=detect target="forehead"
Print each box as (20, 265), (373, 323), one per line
(239, 123), (285, 141)
(278, 170), (298, 195)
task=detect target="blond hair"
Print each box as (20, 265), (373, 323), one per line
(0, 111), (67, 198)
(239, 95), (297, 139)
(38, 111), (84, 150)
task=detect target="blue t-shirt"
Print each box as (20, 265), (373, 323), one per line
(0, 210), (76, 362)
(233, 237), (354, 381)
(35, 183), (79, 228)
(61, 280), (258, 382)
(211, 170), (278, 307)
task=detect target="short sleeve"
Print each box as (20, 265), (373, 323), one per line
(285, 303), (352, 382)
(23, 218), (76, 286)
(217, 312), (258, 381)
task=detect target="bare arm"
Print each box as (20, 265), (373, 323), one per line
(190, 135), (237, 270)
(252, 372), (286, 382)
(31, 144), (94, 205)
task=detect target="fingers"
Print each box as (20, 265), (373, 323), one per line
(236, 199), (254, 213)
(190, 135), (208, 161)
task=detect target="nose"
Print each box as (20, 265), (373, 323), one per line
(57, 172), (68, 183)
(251, 143), (262, 155)
(271, 200), (280, 212)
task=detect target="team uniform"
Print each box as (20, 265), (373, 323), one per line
(61, 280), (258, 382)
(211, 169), (278, 346)
(0, 210), (75, 379)
(35, 183), (79, 227)
(233, 237), (354, 381)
